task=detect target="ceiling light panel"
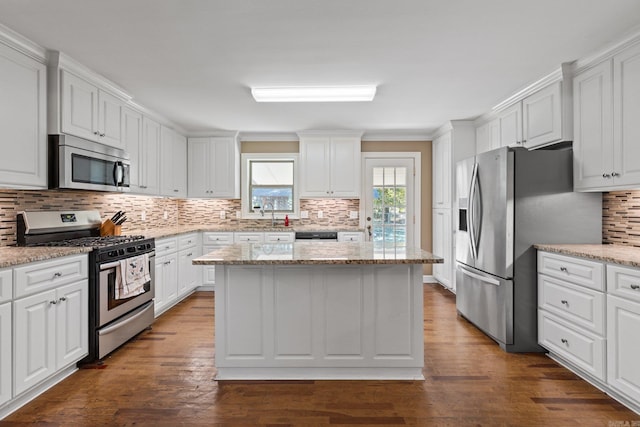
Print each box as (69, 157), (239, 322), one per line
(251, 85), (376, 102)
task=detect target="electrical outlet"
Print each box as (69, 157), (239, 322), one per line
(317, 210), (324, 219)
(219, 210), (226, 219)
(300, 210), (309, 219)
(235, 211), (241, 219)
(141, 211), (146, 221)
(349, 211), (359, 219)
(163, 211), (168, 220)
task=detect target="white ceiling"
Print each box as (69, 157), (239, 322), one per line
(1, 0), (640, 139)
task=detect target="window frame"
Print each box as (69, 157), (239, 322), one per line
(241, 153), (300, 219)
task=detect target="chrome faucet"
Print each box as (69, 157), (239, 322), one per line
(260, 202), (276, 227)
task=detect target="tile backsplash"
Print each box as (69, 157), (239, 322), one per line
(603, 191), (640, 247)
(0, 190), (359, 246)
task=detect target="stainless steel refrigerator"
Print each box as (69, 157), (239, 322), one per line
(455, 146), (601, 352)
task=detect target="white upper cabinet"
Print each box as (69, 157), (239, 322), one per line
(122, 106), (142, 190)
(477, 65), (572, 152)
(138, 116), (161, 195)
(574, 41), (640, 191)
(188, 135), (240, 198)
(432, 132), (451, 209)
(60, 70), (125, 149)
(0, 38), (47, 189)
(160, 126), (187, 198)
(298, 132), (362, 198)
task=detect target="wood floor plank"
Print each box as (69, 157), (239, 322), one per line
(1, 284), (638, 426)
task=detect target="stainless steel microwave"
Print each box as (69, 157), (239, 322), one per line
(49, 134), (131, 192)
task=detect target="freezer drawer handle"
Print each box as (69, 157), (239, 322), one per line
(457, 265), (500, 286)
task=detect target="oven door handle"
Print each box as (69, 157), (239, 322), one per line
(100, 252), (155, 271)
(98, 301), (153, 335)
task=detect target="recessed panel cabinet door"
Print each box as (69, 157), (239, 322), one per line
(613, 42), (640, 187)
(0, 43), (47, 188)
(330, 137), (361, 197)
(55, 281), (88, 369)
(97, 90), (124, 148)
(0, 302), (11, 406)
(61, 71), (98, 141)
(122, 107), (142, 190)
(14, 290), (57, 396)
(607, 295), (640, 403)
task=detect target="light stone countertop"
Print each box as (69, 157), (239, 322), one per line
(193, 241), (443, 265)
(534, 243), (640, 268)
(0, 246), (92, 269)
(129, 225), (364, 240)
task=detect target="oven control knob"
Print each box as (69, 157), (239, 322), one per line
(118, 249), (125, 256)
(146, 243), (152, 249)
(127, 247), (136, 253)
(108, 250), (118, 257)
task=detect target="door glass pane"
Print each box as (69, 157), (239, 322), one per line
(371, 166), (407, 248)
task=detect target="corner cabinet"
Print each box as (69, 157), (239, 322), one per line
(188, 135), (240, 198)
(298, 132), (362, 198)
(574, 41), (640, 191)
(0, 39), (47, 189)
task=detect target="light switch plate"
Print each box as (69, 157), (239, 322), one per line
(163, 211), (168, 220)
(141, 211), (146, 221)
(219, 210), (226, 219)
(300, 210), (309, 219)
(317, 211), (324, 219)
(235, 211), (241, 219)
(349, 211), (359, 219)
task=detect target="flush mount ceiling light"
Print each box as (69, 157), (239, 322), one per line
(251, 85), (377, 102)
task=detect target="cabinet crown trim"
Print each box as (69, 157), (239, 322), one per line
(0, 23), (47, 63)
(573, 30), (640, 74)
(297, 130), (364, 138)
(492, 63), (571, 113)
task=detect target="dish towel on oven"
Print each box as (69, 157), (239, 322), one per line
(115, 254), (150, 300)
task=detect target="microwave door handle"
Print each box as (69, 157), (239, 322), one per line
(468, 162), (478, 260)
(113, 161), (124, 186)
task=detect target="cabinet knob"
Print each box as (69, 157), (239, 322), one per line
(602, 173), (611, 178)
(100, 132), (106, 137)
(53, 272), (62, 278)
(631, 284), (640, 290)
(50, 300), (58, 305)
(174, 189), (179, 192)
(559, 266), (568, 272)
(93, 131), (99, 135)
(611, 172), (619, 177)
(560, 299), (568, 305)
(187, 253), (193, 257)
(560, 338), (568, 345)
(59, 297), (67, 302)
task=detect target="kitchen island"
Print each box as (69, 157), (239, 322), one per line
(193, 242), (442, 380)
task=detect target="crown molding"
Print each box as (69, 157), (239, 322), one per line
(239, 132), (299, 142)
(297, 130), (365, 139)
(187, 130), (240, 139)
(431, 120), (475, 139)
(0, 23), (47, 63)
(48, 51), (132, 102)
(362, 131), (431, 141)
(573, 27), (640, 74)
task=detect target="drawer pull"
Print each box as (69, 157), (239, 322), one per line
(560, 338), (568, 345)
(49, 300), (57, 305)
(53, 272), (62, 278)
(559, 267), (568, 272)
(59, 297), (67, 302)
(561, 300), (568, 305)
(631, 284), (640, 290)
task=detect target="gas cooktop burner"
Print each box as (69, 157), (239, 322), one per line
(38, 235), (147, 248)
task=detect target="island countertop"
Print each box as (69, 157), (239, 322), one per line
(193, 241), (443, 265)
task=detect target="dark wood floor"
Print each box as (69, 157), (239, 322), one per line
(1, 285), (637, 426)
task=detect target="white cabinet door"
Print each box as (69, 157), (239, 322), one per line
(573, 60), (613, 190)
(330, 137), (361, 197)
(155, 253), (178, 316)
(432, 132), (451, 209)
(432, 208), (452, 289)
(61, 71), (98, 142)
(55, 281), (88, 369)
(187, 137), (211, 198)
(612, 42), (640, 187)
(498, 103), (523, 147)
(13, 289), (57, 396)
(523, 81), (563, 149)
(300, 136), (331, 197)
(0, 43), (47, 188)
(607, 295), (640, 403)
(475, 122), (491, 154)
(139, 117), (161, 195)
(160, 126), (179, 197)
(178, 247), (200, 297)
(173, 133), (188, 198)
(122, 107), (142, 190)
(0, 302), (11, 406)
(97, 90), (124, 148)
(154, 254), (166, 316)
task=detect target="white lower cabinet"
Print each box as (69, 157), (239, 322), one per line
(337, 232), (364, 242)
(177, 233), (201, 298)
(13, 280), (88, 396)
(201, 232), (235, 289)
(154, 251), (178, 317)
(0, 302), (11, 406)
(538, 250), (640, 413)
(432, 208), (452, 289)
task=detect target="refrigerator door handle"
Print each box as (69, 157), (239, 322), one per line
(468, 162), (479, 259)
(457, 264), (501, 286)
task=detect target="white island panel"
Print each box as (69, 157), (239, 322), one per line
(274, 266), (314, 358)
(324, 267), (364, 358)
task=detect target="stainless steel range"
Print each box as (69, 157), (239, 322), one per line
(17, 210), (155, 363)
